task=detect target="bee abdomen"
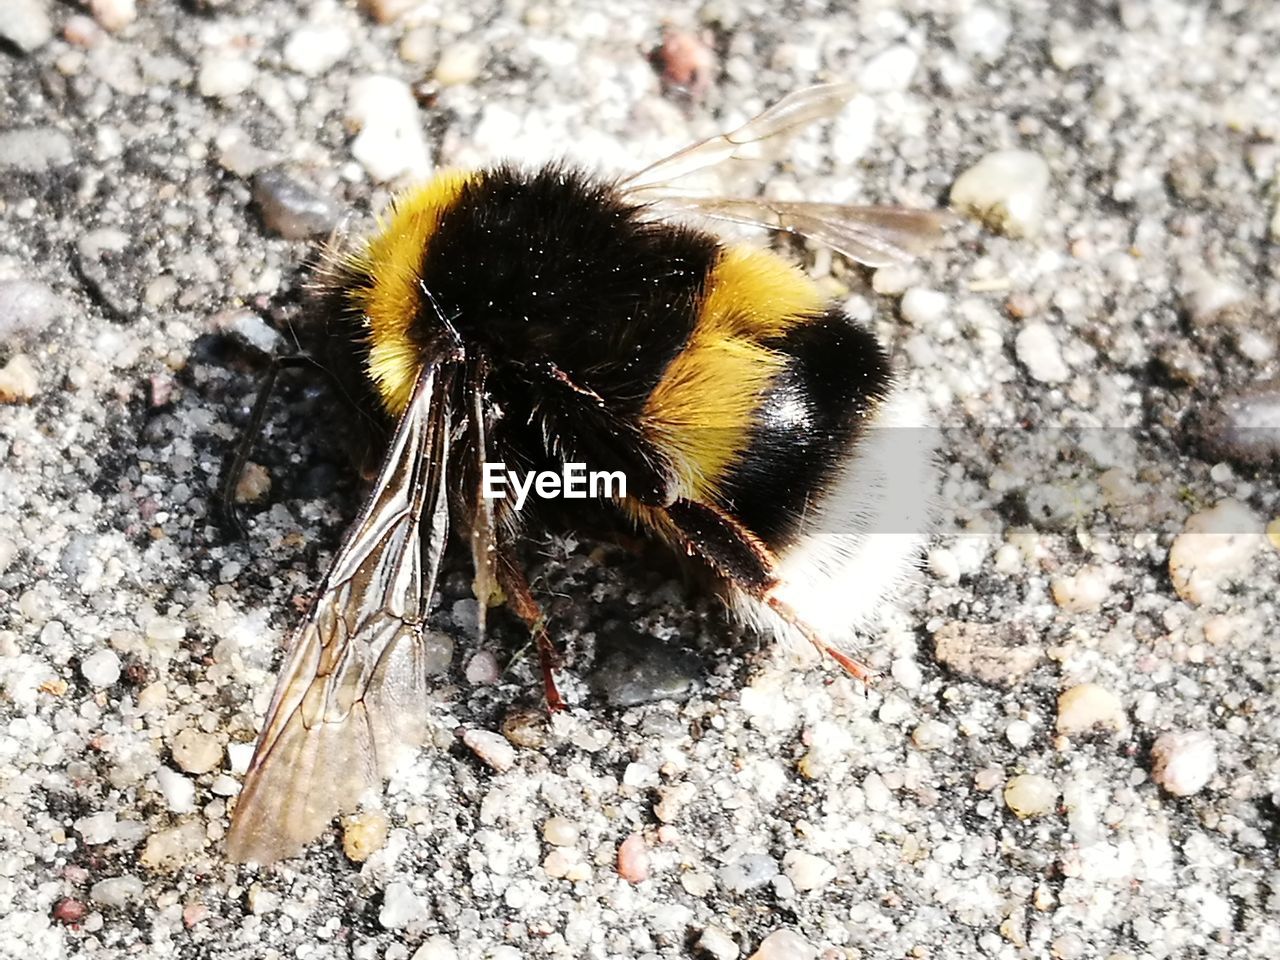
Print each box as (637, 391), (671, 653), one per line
(717, 311), (892, 549)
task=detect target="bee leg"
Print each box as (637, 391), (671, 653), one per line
(216, 353), (322, 538)
(663, 499), (876, 685)
(494, 556), (567, 712)
(762, 595), (876, 684)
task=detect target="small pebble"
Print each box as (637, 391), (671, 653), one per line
(462, 728), (515, 772)
(719, 853), (779, 893)
(871, 264), (911, 295)
(0, 354), (40, 403)
(89, 875), (144, 908)
(542, 817), (580, 846)
(911, 719), (956, 751)
(1168, 500), (1264, 605)
(90, 0), (136, 32)
(361, 0), (416, 23)
(233, 462), (271, 504)
(1196, 382), (1280, 467)
(1051, 566), (1109, 613)
(747, 928), (818, 960)
(52, 898), (87, 925)
(952, 6), (1012, 61)
(782, 851), (835, 892)
(75, 812), (118, 845)
(1056, 683), (1127, 736)
(501, 708), (547, 749)
(951, 149), (1051, 237)
(283, 24), (351, 77)
(589, 633), (702, 707)
(1151, 731), (1217, 797)
(1003, 774), (1059, 818)
(212, 309), (283, 356)
(617, 832), (650, 883)
(927, 547), (961, 583)
(411, 938), (459, 960)
(343, 811), (390, 862)
(172, 728), (222, 775)
(434, 42), (484, 86)
(0, 128), (74, 172)
(900, 287), (948, 327)
(1, 0), (54, 51)
(80, 649), (121, 688)
(1005, 719), (1034, 748)
(140, 821), (206, 872)
(347, 75), (431, 182)
(1182, 270), (1247, 327)
(379, 882), (424, 929)
(155, 766), (196, 813)
(652, 27), (716, 99)
(697, 926), (741, 960)
(399, 27), (436, 65)
(0, 280), (61, 344)
(465, 650), (500, 684)
(247, 883), (280, 916)
(858, 44), (919, 92)
(1015, 321), (1069, 383)
(252, 170), (342, 240)
(197, 55), (256, 99)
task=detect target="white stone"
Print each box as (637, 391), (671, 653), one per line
(698, 926), (741, 960)
(1015, 321), (1069, 383)
(1003, 774), (1058, 818)
(1057, 683), (1128, 736)
(379, 881), (424, 929)
(75, 811), (118, 844)
(952, 6), (1012, 61)
(155, 766), (196, 813)
(89, 875), (144, 907)
(411, 937), (459, 960)
(951, 150), (1051, 237)
(1151, 731), (1217, 796)
(928, 547), (961, 583)
(462, 728), (515, 772)
(1, 0), (54, 52)
(1051, 566), (1109, 612)
(90, 0), (136, 32)
(748, 928), (818, 960)
(901, 288), (949, 327)
(283, 25), (351, 77)
(80, 649), (121, 687)
(782, 851), (836, 892)
(198, 55), (256, 99)
(858, 45), (919, 93)
(1169, 500), (1264, 605)
(347, 76), (431, 182)
(1005, 719), (1034, 749)
(434, 42), (484, 85)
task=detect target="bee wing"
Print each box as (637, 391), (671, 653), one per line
(640, 197), (954, 267)
(467, 362), (502, 635)
(225, 359), (456, 864)
(621, 82), (858, 192)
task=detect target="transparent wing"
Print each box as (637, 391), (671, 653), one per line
(467, 362), (502, 635)
(225, 359), (455, 864)
(621, 82), (858, 192)
(643, 196), (954, 267)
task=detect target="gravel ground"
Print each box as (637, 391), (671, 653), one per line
(2, 1), (1279, 959)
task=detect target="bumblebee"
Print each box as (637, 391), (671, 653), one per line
(225, 84), (947, 863)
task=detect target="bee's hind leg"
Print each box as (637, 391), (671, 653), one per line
(217, 353), (324, 538)
(662, 498), (877, 686)
(494, 555), (567, 713)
